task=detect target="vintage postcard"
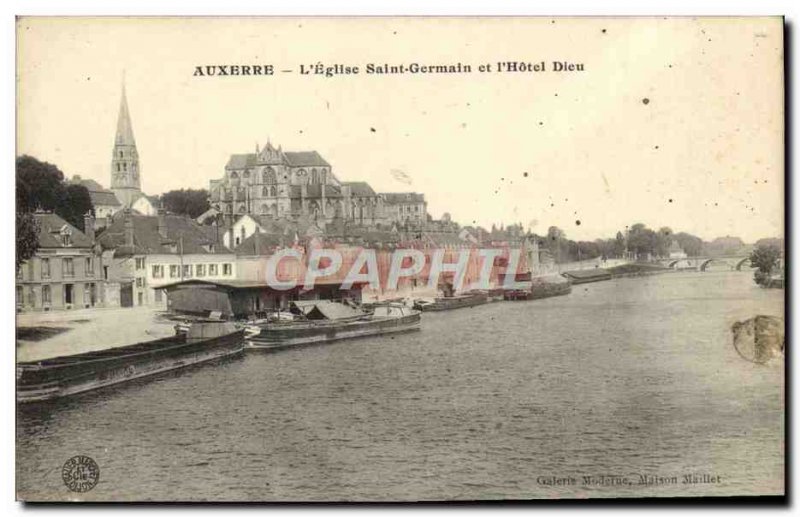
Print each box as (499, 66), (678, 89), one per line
(15, 16), (784, 502)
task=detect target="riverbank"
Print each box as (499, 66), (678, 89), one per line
(606, 262), (671, 278)
(16, 306), (176, 362)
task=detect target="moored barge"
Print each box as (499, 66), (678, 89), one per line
(16, 321), (245, 403)
(561, 268), (612, 285)
(412, 291), (489, 312)
(246, 300), (421, 349)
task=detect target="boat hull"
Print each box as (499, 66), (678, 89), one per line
(17, 330), (245, 403)
(414, 293), (488, 312)
(247, 313), (421, 349)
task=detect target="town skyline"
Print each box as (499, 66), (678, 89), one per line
(17, 17), (784, 243)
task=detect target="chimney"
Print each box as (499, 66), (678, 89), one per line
(83, 212), (96, 242)
(124, 208), (134, 247)
(254, 226), (261, 255)
(157, 208), (167, 238)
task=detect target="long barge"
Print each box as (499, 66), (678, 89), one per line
(16, 321), (245, 403)
(413, 291), (488, 312)
(246, 301), (421, 349)
(561, 268), (612, 285)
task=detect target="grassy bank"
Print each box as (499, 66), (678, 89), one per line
(606, 263), (670, 277)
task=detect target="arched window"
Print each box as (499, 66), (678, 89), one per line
(311, 168), (319, 185)
(123, 163), (127, 171)
(262, 186), (269, 196)
(119, 150), (123, 159)
(261, 204), (268, 214)
(230, 171), (239, 180)
(243, 170), (251, 179)
(270, 186), (277, 197)
(238, 205), (246, 213)
(263, 167), (277, 184)
(116, 163), (120, 172)
(321, 170), (327, 184)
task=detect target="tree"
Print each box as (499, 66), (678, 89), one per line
(655, 227), (673, 258)
(161, 189), (211, 219)
(674, 232), (704, 257)
(16, 212), (39, 271)
(614, 231), (626, 257)
(750, 244), (782, 287)
(16, 155), (93, 231)
(62, 183), (94, 232)
(627, 223), (657, 259)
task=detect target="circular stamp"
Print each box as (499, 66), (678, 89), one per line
(62, 455), (100, 493)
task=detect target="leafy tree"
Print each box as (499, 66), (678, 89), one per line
(161, 189), (211, 219)
(705, 236), (746, 257)
(627, 223), (657, 259)
(62, 183), (94, 232)
(16, 155), (93, 231)
(674, 232), (704, 257)
(750, 244), (782, 287)
(16, 212), (39, 271)
(655, 227), (673, 257)
(614, 231), (627, 257)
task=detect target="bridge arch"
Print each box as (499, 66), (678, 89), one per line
(735, 257), (752, 271)
(699, 258), (717, 272)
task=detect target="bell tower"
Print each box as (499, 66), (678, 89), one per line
(110, 78), (141, 207)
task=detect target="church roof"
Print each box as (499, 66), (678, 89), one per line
(225, 149), (330, 170)
(115, 82), (136, 147)
(342, 181), (378, 197)
(68, 176), (121, 207)
(225, 153), (259, 170)
(283, 151), (330, 168)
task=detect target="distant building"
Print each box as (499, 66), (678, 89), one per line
(668, 240), (688, 259)
(208, 140), (428, 229)
(97, 209), (236, 307)
(381, 192), (427, 224)
(68, 175), (121, 227)
(109, 81), (158, 215)
(16, 212), (104, 311)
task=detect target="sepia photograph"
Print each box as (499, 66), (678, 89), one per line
(13, 16), (785, 502)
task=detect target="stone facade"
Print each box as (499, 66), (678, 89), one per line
(209, 141), (428, 229)
(16, 213), (105, 312)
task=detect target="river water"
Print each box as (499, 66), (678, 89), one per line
(16, 271), (784, 501)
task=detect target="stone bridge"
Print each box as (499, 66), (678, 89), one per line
(655, 255), (765, 272)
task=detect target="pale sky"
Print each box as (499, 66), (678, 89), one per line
(17, 17), (784, 242)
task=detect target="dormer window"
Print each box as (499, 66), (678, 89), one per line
(59, 226), (72, 247)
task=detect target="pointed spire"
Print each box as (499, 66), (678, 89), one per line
(115, 73), (136, 146)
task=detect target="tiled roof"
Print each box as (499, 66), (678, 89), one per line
(343, 181), (378, 197)
(68, 177), (122, 207)
(225, 153), (259, 170)
(284, 151), (329, 167)
(97, 213), (231, 256)
(225, 150), (330, 169)
(234, 231), (286, 256)
(32, 212), (94, 249)
(382, 192), (426, 204)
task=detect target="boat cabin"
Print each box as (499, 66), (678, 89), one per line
(159, 279), (364, 320)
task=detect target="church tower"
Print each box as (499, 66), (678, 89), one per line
(110, 80), (142, 207)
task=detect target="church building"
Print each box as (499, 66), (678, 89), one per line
(208, 141), (388, 228)
(109, 81), (158, 216)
